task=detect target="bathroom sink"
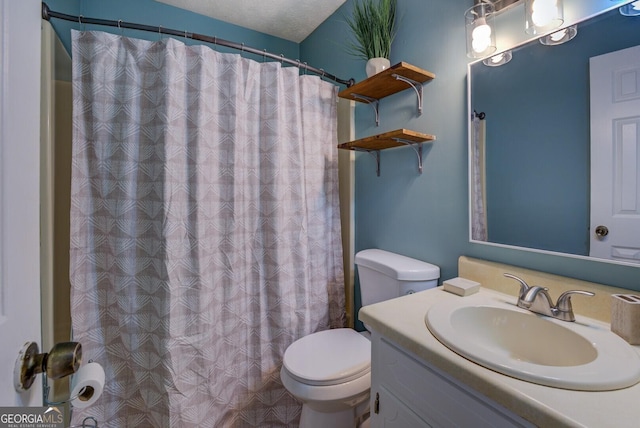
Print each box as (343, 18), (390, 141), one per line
(425, 292), (640, 391)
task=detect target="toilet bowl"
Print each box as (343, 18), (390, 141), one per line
(281, 249), (440, 428)
(280, 328), (371, 428)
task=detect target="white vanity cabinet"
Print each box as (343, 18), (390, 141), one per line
(369, 332), (534, 428)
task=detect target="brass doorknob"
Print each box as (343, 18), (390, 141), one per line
(595, 225), (609, 238)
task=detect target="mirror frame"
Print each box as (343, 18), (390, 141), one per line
(467, 0), (640, 268)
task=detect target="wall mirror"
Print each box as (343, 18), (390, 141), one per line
(469, 1), (640, 266)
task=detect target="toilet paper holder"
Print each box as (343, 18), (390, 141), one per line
(44, 359), (105, 409)
(41, 363), (91, 406)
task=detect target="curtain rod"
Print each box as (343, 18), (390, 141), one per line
(41, 3), (355, 87)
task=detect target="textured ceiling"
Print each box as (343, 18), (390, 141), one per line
(155, 0), (348, 43)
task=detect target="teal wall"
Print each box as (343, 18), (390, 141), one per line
(303, 0), (471, 281)
(301, 0), (639, 326)
(44, 0), (640, 328)
(45, 0), (298, 60)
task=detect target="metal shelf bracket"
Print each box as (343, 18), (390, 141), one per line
(354, 147), (381, 176)
(393, 138), (424, 174)
(392, 74), (423, 115)
(351, 93), (380, 126)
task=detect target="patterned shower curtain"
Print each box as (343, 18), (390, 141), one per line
(69, 30), (345, 427)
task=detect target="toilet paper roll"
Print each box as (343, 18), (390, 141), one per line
(70, 362), (105, 409)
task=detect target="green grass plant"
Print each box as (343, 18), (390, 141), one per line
(344, 0), (397, 60)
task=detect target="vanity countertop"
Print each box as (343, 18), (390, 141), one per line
(359, 286), (640, 428)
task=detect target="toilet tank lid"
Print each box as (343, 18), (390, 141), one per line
(355, 249), (440, 281)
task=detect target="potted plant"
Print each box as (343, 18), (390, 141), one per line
(345, 0), (398, 77)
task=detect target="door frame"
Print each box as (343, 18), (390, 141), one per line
(0, 0), (43, 405)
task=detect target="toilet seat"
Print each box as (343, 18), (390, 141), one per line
(283, 328), (371, 386)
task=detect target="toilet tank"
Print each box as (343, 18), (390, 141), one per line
(355, 249), (440, 307)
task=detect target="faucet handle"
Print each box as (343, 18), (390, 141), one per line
(556, 290), (595, 313)
(503, 273), (530, 299)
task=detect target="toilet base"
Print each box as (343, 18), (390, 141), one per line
(300, 405), (354, 428)
(299, 399), (369, 428)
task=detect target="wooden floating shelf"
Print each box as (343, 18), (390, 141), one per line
(338, 62), (435, 101)
(338, 129), (436, 152)
(336, 62), (436, 175)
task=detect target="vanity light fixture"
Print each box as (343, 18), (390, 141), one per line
(619, 1), (640, 16)
(465, 2), (497, 58)
(539, 25), (577, 45)
(482, 51), (513, 66)
(525, 0), (564, 35)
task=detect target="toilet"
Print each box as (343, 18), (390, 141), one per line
(280, 249), (440, 428)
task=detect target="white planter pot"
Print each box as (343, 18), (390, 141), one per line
(365, 57), (391, 77)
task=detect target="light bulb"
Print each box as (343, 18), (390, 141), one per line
(526, 0), (563, 34)
(549, 29), (567, 42)
(471, 18), (492, 53)
(482, 51), (512, 67)
(465, 2), (496, 58)
(490, 53), (504, 63)
(619, 0), (640, 16)
(531, 0), (559, 27)
(532, 0), (558, 26)
(539, 25), (576, 45)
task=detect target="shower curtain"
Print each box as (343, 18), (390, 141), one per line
(69, 30), (345, 427)
(471, 115), (488, 241)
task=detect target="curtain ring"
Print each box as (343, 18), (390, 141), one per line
(158, 25), (162, 40)
(117, 20), (123, 36)
(263, 49), (267, 63)
(78, 15), (85, 30)
(280, 54), (284, 64)
(213, 36), (217, 51)
(320, 68), (325, 78)
(303, 62), (308, 75)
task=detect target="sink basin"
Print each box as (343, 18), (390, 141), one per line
(450, 306), (598, 367)
(425, 292), (640, 391)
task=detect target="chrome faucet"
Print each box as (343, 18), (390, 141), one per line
(503, 273), (595, 322)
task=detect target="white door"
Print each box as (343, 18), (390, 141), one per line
(0, 0), (43, 404)
(590, 44), (640, 263)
